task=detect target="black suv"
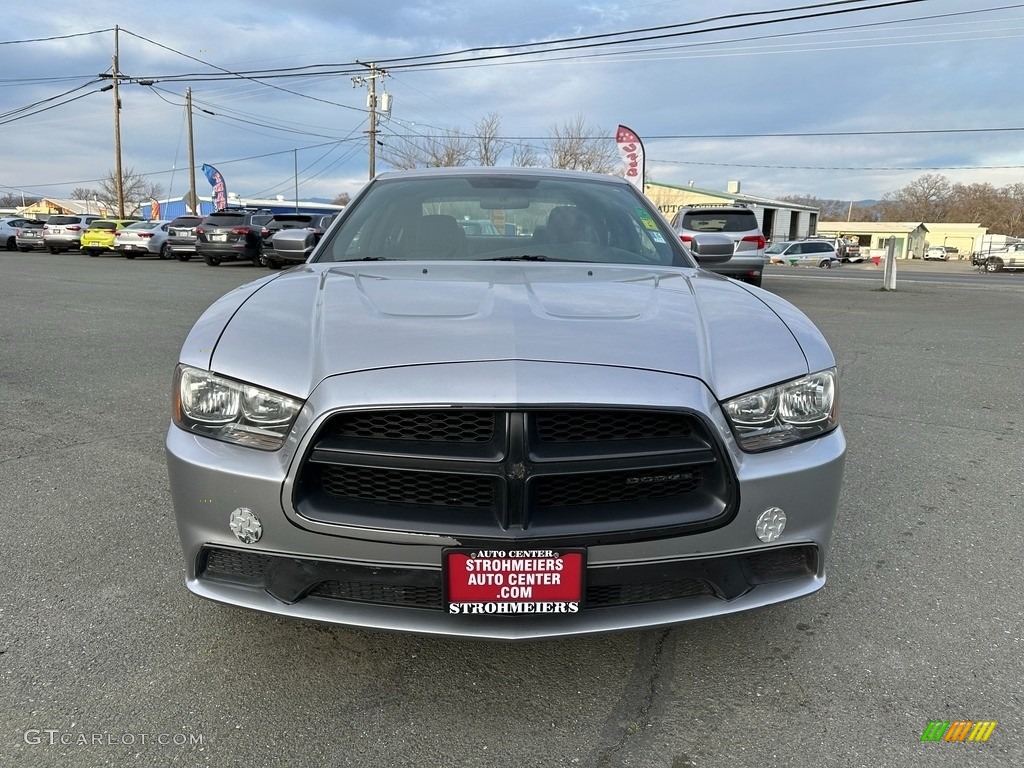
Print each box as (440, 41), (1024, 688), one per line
(259, 213), (335, 269)
(166, 215), (204, 262)
(195, 209), (273, 266)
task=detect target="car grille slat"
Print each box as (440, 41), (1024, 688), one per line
(295, 409), (735, 544)
(327, 409), (496, 442)
(321, 465), (497, 509)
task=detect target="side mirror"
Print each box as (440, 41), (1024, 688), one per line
(687, 233), (734, 264)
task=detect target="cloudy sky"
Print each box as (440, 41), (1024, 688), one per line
(2, 0), (1022, 205)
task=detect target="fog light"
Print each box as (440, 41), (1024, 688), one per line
(229, 507), (262, 544)
(755, 507), (787, 543)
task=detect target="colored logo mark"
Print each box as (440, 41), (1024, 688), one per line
(920, 721), (997, 742)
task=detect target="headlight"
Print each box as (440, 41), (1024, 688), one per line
(722, 369), (838, 451)
(172, 364), (303, 450)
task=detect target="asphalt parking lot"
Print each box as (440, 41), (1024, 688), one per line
(1, 252), (1021, 768)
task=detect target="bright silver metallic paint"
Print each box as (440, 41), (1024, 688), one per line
(166, 167), (845, 639)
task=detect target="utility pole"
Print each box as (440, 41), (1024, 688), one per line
(352, 62), (387, 180)
(186, 87), (198, 216)
(112, 25), (125, 218)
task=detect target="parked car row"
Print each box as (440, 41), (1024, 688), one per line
(4, 210), (338, 268)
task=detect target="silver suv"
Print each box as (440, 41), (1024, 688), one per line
(669, 204), (766, 286)
(42, 214), (102, 253)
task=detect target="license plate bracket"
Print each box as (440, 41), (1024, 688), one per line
(444, 548), (585, 616)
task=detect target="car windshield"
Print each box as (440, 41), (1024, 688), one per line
(204, 214), (244, 226)
(765, 243), (788, 254)
(314, 173), (686, 267)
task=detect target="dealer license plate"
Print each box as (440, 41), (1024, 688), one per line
(211, 233), (228, 242)
(444, 548), (584, 616)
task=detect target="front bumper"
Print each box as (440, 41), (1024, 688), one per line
(166, 361), (845, 639)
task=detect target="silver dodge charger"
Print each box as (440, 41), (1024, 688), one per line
(166, 167), (845, 640)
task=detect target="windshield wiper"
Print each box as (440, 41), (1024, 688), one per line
(336, 256), (394, 262)
(484, 254), (568, 262)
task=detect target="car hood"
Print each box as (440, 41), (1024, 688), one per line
(182, 263), (834, 401)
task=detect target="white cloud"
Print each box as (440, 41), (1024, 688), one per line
(2, 0), (1023, 204)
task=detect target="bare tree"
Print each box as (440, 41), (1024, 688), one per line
(509, 142), (540, 168)
(97, 167), (163, 216)
(778, 195), (849, 221)
(0, 191), (39, 208)
(474, 113), (509, 166)
(332, 192), (351, 206)
(71, 187), (99, 201)
(878, 173), (953, 222)
(545, 114), (620, 174)
(380, 128), (475, 170)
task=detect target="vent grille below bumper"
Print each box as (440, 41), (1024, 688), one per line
(198, 545), (818, 611)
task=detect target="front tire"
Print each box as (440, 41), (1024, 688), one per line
(818, 259), (832, 269)
(203, 254), (222, 267)
(158, 243), (170, 260)
(176, 253), (192, 262)
(49, 247), (60, 254)
(18, 246), (30, 252)
(986, 259), (1002, 273)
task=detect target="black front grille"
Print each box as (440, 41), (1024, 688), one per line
(295, 408), (735, 545)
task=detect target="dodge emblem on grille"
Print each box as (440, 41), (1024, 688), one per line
(626, 472), (686, 485)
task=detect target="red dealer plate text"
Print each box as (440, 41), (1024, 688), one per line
(444, 549), (584, 615)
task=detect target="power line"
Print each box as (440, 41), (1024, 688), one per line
(0, 28), (114, 45)
(0, 82), (107, 126)
(128, 0), (935, 81)
(119, 28), (365, 113)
